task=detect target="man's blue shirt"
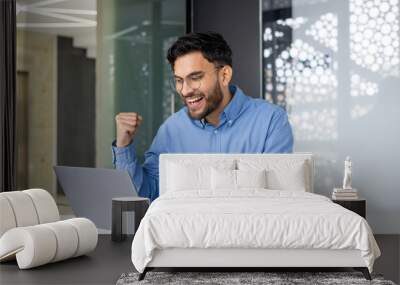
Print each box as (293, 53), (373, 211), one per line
(111, 85), (294, 201)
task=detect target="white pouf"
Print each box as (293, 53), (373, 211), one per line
(0, 189), (98, 269)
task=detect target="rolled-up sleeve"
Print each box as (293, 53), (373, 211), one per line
(111, 125), (167, 201)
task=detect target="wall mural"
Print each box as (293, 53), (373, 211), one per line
(263, 0), (399, 142)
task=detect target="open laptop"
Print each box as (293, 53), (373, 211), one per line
(53, 166), (138, 231)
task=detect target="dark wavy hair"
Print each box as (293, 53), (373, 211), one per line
(167, 32), (233, 69)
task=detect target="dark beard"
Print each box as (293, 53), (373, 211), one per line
(186, 81), (224, 121)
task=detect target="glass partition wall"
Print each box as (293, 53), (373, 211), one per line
(97, 0), (186, 167)
(16, 0), (186, 216)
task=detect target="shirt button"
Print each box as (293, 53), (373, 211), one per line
(228, 120), (232, 125)
(214, 130), (218, 134)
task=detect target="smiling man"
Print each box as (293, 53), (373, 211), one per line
(112, 32), (293, 201)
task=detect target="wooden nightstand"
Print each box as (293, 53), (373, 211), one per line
(332, 198), (366, 218)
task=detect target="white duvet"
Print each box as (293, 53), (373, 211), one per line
(131, 190), (380, 273)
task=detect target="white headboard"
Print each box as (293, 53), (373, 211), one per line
(159, 153), (314, 196)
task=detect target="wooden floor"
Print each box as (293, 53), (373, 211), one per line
(373, 234), (400, 284)
(0, 235), (133, 285)
(0, 235), (398, 284)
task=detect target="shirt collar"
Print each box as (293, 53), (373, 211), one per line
(190, 84), (249, 129)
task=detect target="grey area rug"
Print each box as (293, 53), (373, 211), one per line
(116, 271), (396, 285)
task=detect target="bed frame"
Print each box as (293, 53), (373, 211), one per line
(138, 154), (372, 281)
(140, 248), (371, 280)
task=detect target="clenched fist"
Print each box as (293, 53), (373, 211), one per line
(115, 112), (143, 147)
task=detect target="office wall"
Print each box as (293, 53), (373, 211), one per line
(57, 37), (95, 174)
(192, 0), (262, 98)
(16, 30), (57, 196)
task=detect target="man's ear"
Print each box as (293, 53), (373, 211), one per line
(220, 65), (233, 87)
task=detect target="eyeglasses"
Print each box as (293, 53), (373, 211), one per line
(170, 66), (223, 94)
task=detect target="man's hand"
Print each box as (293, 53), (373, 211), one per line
(115, 112), (143, 147)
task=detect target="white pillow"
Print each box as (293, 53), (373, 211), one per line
(167, 160), (235, 191)
(211, 168), (267, 190)
(211, 168), (236, 189)
(238, 160), (307, 191)
(237, 169), (267, 188)
(268, 162), (306, 191)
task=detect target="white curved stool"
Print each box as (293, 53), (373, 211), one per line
(0, 189), (98, 269)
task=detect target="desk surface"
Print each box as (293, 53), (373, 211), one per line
(0, 235), (133, 285)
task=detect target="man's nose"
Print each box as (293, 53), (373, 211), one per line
(181, 81), (193, 97)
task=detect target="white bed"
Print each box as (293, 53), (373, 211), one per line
(131, 154), (380, 280)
